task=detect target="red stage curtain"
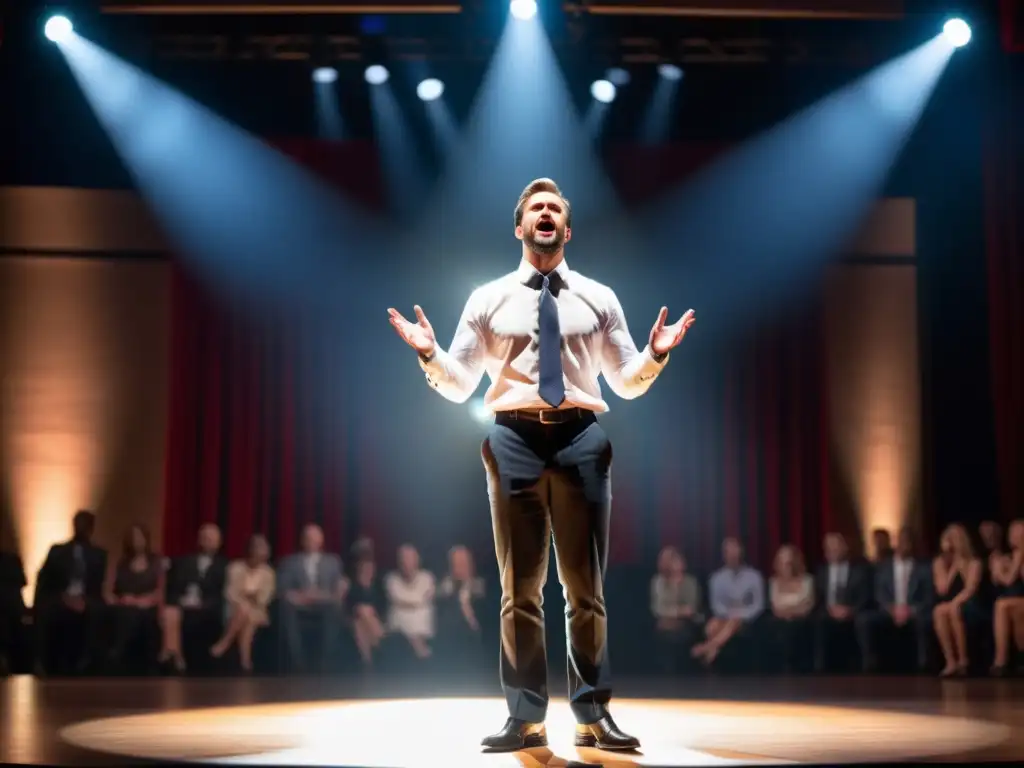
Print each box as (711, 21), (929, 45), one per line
(164, 140), (831, 571)
(984, 63), (1024, 523)
(605, 145), (831, 570)
(161, 140), (386, 559)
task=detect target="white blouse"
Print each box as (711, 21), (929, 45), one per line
(385, 570), (436, 638)
(769, 575), (814, 612)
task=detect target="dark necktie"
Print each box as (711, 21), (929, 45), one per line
(537, 273), (565, 408)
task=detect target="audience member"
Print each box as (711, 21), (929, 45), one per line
(211, 533), (276, 672)
(33, 511), (108, 675)
(870, 529), (893, 563)
(979, 521), (1005, 557)
(693, 537), (764, 666)
(767, 544), (814, 672)
(278, 524), (346, 673)
(0, 546), (26, 675)
(857, 527), (933, 672)
(348, 556), (386, 669)
(990, 519), (1024, 675)
(932, 523), (984, 677)
(436, 545), (485, 670)
(384, 544), (436, 661)
(160, 523), (227, 672)
(813, 532), (871, 672)
(104, 524), (164, 670)
(650, 546), (701, 673)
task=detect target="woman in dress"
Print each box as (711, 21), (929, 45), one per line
(932, 523), (983, 677)
(990, 519), (1024, 675)
(210, 533), (275, 672)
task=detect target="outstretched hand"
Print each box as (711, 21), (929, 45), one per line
(649, 307), (696, 356)
(388, 305), (436, 356)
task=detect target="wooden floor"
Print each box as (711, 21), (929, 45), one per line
(2, 674), (1023, 766)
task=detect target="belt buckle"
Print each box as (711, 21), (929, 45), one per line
(538, 409), (560, 425)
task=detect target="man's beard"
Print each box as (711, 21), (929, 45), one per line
(524, 226), (565, 256)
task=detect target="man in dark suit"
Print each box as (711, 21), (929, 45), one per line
(33, 510), (108, 674)
(161, 523), (227, 671)
(278, 523), (346, 672)
(0, 547), (27, 675)
(855, 526), (933, 671)
(813, 532), (872, 672)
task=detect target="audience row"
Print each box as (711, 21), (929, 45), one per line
(1, 513), (1022, 679)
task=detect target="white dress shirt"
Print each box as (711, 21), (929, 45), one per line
(419, 258), (669, 412)
(893, 557), (913, 606)
(827, 562), (849, 605)
(304, 553), (320, 587)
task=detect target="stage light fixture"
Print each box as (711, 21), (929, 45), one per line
(312, 67), (338, 84)
(943, 18), (971, 47)
(606, 67), (630, 86)
(44, 14), (73, 42)
(364, 65), (390, 85)
(510, 0), (537, 20)
(590, 79), (616, 104)
(416, 78), (444, 101)
(658, 63), (683, 81)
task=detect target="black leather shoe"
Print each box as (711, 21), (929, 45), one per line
(481, 718), (547, 751)
(575, 715), (640, 750)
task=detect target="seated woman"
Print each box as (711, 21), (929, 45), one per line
(650, 546), (701, 673)
(211, 534), (275, 672)
(384, 544), (436, 661)
(991, 519), (1024, 675)
(932, 524), (984, 677)
(436, 546), (485, 671)
(767, 544), (815, 672)
(348, 555), (387, 669)
(104, 524), (164, 671)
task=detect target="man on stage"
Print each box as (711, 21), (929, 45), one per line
(388, 178), (695, 752)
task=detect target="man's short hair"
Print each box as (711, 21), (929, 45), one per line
(514, 178), (572, 228)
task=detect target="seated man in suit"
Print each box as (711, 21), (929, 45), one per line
(855, 526), (933, 672)
(278, 524), (347, 673)
(0, 546), (27, 675)
(813, 532), (871, 672)
(160, 523), (227, 672)
(33, 511), (108, 675)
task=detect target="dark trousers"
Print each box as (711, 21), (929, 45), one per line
(855, 608), (932, 670)
(482, 412), (612, 725)
(279, 602), (343, 672)
(35, 596), (104, 673)
(813, 610), (860, 671)
(654, 620), (699, 674)
(108, 605), (159, 667)
(765, 614), (812, 672)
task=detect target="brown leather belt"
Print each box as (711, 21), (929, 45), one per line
(495, 407), (593, 425)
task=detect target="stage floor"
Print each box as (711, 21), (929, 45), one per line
(2, 675), (1023, 766)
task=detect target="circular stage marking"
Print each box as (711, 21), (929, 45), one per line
(59, 696), (1011, 766)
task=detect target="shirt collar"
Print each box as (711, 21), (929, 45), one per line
(517, 258), (571, 288)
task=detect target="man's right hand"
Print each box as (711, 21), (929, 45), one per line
(387, 305), (436, 356)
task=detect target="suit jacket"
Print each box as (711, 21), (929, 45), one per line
(277, 552), (344, 596)
(874, 557), (933, 612)
(166, 553), (228, 608)
(34, 540), (107, 605)
(814, 560), (871, 612)
(0, 551), (27, 608)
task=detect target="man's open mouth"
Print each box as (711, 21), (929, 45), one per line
(537, 220), (556, 233)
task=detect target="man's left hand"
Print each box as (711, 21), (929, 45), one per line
(650, 307), (696, 356)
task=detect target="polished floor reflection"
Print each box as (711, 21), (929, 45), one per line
(2, 675), (1023, 766)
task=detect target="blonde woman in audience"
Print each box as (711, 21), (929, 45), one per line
(384, 544), (436, 660)
(210, 533), (276, 672)
(932, 524), (983, 677)
(650, 546), (701, 673)
(990, 519), (1024, 675)
(768, 544), (814, 672)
